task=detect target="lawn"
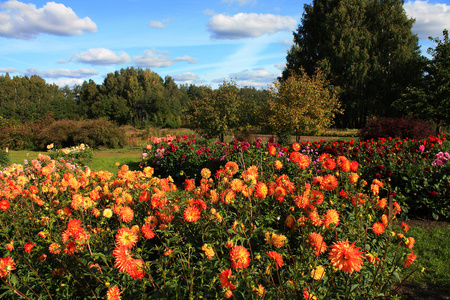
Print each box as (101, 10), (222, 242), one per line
(8, 147), (144, 173)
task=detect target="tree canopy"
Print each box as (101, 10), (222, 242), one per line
(395, 29), (450, 133)
(282, 0), (423, 128)
(268, 69), (341, 142)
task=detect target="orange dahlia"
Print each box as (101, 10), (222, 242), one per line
(200, 168), (211, 179)
(0, 257), (15, 278)
(309, 190), (324, 206)
(323, 158), (336, 170)
(294, 194), (310, 209)
(268, 145), (277, 156)
(405, 237), (415, 249)
(115, 227), (138, 249)
(308, 232), (327, 256)
(320, 174), (338, 191)
(404, 250), (416, 268)
(201, 244), (215, 259)
(24, 241), (36, 254)
(219, 269), (235, 289)
(292, 142), (301, 151)
(255, 182), (268, 199)
(119, 206), (134, 223)
(328, 240), (364, 273)
(324, 209), (340, 229)
(348, 172), (359, 184)
(230, 246), (250, 269)
(113, 246), (135, 274)
(372, 222), (385, 236)
(274, 160), (283, 170)
(230, 179), (244, 193)
(296, 155), (310, 169)
(106, 286), (122, 300)
(267, 251), (283, 269)
(184, 179), (195, 191)
(225, 161), (239, 176)
(311, 265), (325, 280)
(49, 243), (61, 254)
(183, 206), (200, 222)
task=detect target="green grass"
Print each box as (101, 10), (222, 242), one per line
(399, 223), (450, 291)
(8, 147), (144, 173)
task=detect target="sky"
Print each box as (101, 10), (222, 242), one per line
(1, 0), (450, 89)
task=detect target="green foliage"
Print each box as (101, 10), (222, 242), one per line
(35, 118), (126, 150)
(189, 80), (243, 141)
(395, 29), (450, 133)
(283, 0), (422, 128)
(0, 148), (9, 167)
(359, 117), (434, 140)
(268, 69), (341, 142)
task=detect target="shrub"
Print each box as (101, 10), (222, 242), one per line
(360, 117), (433, 141)
(0, 117), (53, 150)
(36, 118), (126, 149)
(0, 148), (9, 167)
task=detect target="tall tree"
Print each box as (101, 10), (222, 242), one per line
(395, 30), (450, 133)
(268, 69), (341, 142)
(189, 80), (242, 141)
(283, 0), (422, 128)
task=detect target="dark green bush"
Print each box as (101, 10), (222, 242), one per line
(0, 149), (9, 167)
(360, 117), (433, 141)
(36, 118), (126, 150)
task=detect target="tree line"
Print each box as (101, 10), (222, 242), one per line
(0, 0), (449, 140)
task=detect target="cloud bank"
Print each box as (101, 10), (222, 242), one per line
(0, 0), (97, 39)
(208, 13), (297, 39)
(404, 0), (450, 39)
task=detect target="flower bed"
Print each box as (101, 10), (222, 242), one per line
(0, 144), (419, 299)
(46, 143), (93, 166)
(142, 134), (450, 220)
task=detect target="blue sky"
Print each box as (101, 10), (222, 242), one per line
(1, 0), (450, 89)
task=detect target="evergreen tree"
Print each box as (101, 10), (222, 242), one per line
(283, 0), (422, 128)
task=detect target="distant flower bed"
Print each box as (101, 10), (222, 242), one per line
(0, 142), (420, 299)
(46, 143), (93, 166)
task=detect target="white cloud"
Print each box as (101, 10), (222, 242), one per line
(0, 67), (20, 74)
(149, 20), (168, 29)
(275, 62), (285, 71)
(404, 0), (450, 39)
(171, 72), (202, 85)
(49, 78), (84, 88)
(133, 50), (198, 68)
(202, 9), (216, 16)
(228, 67), (279, 87)
(208, 13), (297, 39)
(71, 48), (130, 65)
(175, 55), (198, 63)
(24, 67), (99, 78)
(0, 0), (97, 39)
(282, 38), (294, 46)
(221, 0), (257, 6)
